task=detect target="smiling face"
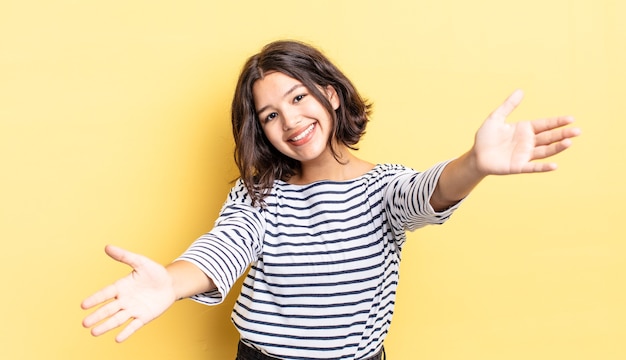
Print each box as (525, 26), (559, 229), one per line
(253, 71), (340, 166)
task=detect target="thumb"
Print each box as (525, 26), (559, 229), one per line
(487, 89), (524, 122)
(105, 245), (145, 270)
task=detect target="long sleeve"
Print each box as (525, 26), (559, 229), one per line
(383, 161), (463, 239)
(176, 180), (265, 305)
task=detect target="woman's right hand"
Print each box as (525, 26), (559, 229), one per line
(81, 245), (177, 342)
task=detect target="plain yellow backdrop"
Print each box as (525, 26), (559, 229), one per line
(1, 0), (624, 359)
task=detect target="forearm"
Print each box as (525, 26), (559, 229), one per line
(430, 150), (486, 212)
(166, 260), (216, 300)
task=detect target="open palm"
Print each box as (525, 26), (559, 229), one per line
(81, 245), (177, 342)
(473, 90), (579, 175)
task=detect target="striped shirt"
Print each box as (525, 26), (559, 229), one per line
(177, 162), (461, 359)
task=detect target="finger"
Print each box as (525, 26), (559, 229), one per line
(521, 162), (558, 173)
(82, 298), (121, 328)
(488, 89), (524, 121)
(115, 318), (146, 343)
(81, 283), (118, 310)
(531, 115), (576, 134)
(533, 138), (574, 161)
(91, 308), (132, 337)
(105, 244), (145, 270)
(535, 125), (581, 147)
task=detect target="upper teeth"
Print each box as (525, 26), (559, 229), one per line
(291, 124), (314, 142)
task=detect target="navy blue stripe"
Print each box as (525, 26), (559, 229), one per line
(263, 225), (380, 248)
(232, 308), (368, 330)
(237, 290), (379, 310)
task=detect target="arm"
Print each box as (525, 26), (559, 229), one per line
(168, 259), (216, 299)
(430, 90), (581, 212)
(82, 181), (265, 341)
(81, 245), (215, 342)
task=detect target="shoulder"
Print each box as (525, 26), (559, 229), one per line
(224, 179), (269, 210)
(354, 164), (417, 199)
(226, 165), (419, 206)
(364, 163), (417, 182)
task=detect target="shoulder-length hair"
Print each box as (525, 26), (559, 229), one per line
(231, 40), (372, 206)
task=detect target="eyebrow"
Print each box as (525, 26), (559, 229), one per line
(256, 84), (305, 115)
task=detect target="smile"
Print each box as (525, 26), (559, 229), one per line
(289, 123), (315, 142)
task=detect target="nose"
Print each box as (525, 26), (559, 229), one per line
(282, 108), (302, 131)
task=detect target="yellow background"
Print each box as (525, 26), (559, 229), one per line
(1, 0), (624, 359)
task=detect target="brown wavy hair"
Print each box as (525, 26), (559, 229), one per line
(231, 40), (372, 206)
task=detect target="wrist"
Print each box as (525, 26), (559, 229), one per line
(167, 260), (215, 300)
(463, 148), (489, 180)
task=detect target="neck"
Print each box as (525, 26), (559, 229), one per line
(290, 146), (374, 185)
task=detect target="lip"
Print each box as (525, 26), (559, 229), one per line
(287, 123), (316, 146)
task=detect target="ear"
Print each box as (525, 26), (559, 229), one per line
(325, 85), (340, 111)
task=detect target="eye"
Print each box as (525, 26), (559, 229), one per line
(265, 112), (278, 122)
(293, 94), (306, 103)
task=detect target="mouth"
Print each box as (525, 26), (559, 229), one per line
(288, 123), (316, 143)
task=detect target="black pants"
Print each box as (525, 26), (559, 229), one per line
(235, 340), (386, 360)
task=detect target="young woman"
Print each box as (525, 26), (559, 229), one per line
(82, 40), (580, 360)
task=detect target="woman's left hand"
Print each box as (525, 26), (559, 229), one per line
(472, 89), (581, 176)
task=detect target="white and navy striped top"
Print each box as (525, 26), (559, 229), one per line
(177, 162), (461, 359)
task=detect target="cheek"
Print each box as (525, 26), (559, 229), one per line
(261, 124), (283, 146)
